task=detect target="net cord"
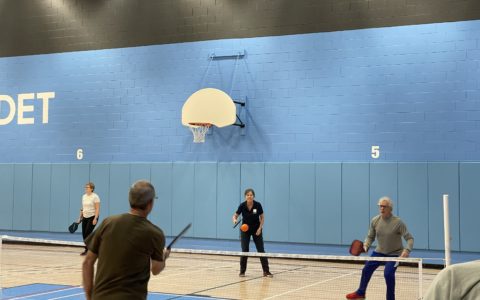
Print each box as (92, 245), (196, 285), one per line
(1, 235), (84, 247)
(172, 247), (423, 263)
(0, 235), (422, 263)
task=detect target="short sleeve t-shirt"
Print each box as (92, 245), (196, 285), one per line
(82, 193), (100, 218)
(86, 213), (165, 300)
(236, 200), (264, 230)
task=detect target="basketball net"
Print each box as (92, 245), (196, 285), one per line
(189, 123), (211, 143)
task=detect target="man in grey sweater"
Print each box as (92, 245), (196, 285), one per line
(346, 196), (414, 300)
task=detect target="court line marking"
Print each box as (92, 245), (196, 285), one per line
(49, 291), (85, 299)
(7, 286), (82, 300)
(262, 271), (356, 300)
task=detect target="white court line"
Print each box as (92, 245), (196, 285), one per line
(7, 286), (81, 300)
(150, 292), (229, 299)
(49, 291), (85, 300)
(158, 259), (236, 279)
(262, 271), (357, 300)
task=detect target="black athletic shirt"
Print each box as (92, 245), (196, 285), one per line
(236, 200), (264, 230)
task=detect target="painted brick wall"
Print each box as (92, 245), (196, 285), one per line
(1, 20), (480, 162)
(1, 0), (480, 57)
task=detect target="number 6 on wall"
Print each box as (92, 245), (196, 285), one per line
(371, 145), (380, 159)
(76, 148), (84, 160)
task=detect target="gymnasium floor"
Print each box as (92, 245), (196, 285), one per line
(1, 230), (478, 300)
(2, 283), (223, 300)
(1, 242), (435, 300)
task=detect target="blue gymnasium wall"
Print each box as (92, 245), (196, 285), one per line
(0, 162), (480, 252)
(0, 161), (479, 252)
(2, 21), (480, 162)
(1, 20), (480, 252)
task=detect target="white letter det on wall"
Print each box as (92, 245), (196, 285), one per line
(0, 92), (55, 125)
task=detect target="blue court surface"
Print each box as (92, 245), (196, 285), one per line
(1, 283), (227, 300)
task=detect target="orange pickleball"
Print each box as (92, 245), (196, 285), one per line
(240, 224), (249, 232)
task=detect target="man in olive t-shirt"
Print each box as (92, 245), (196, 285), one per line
(82, 180), (169, 300)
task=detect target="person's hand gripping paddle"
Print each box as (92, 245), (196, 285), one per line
(349, 239), (366, 256)
(233, 216), (242, 229)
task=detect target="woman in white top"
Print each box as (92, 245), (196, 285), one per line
(77, 182), (100, 255)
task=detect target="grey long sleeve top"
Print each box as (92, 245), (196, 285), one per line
(364, 214), (414, 256)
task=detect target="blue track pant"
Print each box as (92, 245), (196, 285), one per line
(356, 251), (399, 300)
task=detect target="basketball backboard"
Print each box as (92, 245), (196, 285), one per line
(182, 88), (236, 128)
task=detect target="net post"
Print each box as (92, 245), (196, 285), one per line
(418, 259), (423, 299)
(0, 235), (2, 299)
(443, 194), (451, 267)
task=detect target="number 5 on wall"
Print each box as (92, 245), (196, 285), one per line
(371, 145), (380, 159)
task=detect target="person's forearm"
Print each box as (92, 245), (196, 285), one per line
(82, 260), (94, 300)
(406, 238), (414, 252)
(94, 203), (100, 219)
(152, 249), (170, 275)
(364, 228), (375, 249)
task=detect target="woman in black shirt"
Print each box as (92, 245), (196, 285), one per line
(232, 188), (273, 278)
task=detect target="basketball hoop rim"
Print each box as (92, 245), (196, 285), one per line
(188, 122), (212, 127)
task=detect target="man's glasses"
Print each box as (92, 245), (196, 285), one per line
(378, 205), (388, 208)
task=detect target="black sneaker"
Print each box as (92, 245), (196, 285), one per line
(263, 271), (273, 278)
(239, 272), (245, 277)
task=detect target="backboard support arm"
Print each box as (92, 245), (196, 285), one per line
(233, 98), (246, 128)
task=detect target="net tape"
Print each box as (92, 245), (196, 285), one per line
(1, 235), (421, 263)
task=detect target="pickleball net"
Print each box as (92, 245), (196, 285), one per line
(1, 235), (432, 300)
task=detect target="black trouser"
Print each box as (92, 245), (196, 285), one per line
(240, 229), (269, 273)
(81, 216), (97, 251)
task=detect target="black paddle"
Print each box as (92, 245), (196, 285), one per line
(167, 223), (192, 250)
(233, 216), (242, 228)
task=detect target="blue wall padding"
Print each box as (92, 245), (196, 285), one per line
(32, 164), (52, 231)
(459, 163), (480, 252)
(398, 163), (429, 249)
(265, 163), (290, 242)
(341, 163), (370, 244)
(315, 163), (342, 244)
(1, 162), (476, 251)
(13, 164), (33, 230)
